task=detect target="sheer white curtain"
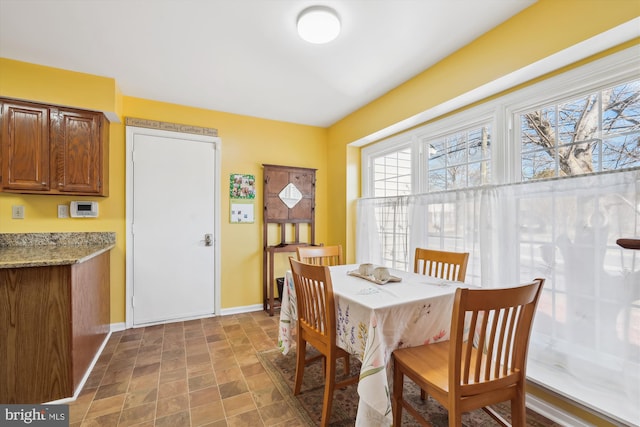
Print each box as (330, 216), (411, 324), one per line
(355, 196), (410, 270)
(510, 170), (639, 425)
(356, 169), (640, 424)
(355, 197), (385, 266)
(407, 188), (483, 283)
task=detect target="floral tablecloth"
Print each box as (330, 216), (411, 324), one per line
(278, 264), (466, 426)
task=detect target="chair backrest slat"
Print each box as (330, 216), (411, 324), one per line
(414, 248), (469, 282)
(462, 311), (477, 384)
(297, 245), (344, 266)
(493, 308), (509, 378)
(289, 257), (337, 344)
(451, 279), (544, 395)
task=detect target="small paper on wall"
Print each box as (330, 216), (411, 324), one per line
(230, 202), (254, 223)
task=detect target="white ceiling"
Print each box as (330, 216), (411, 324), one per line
(0, 0), (536, 127)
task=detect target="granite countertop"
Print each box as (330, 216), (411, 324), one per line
(0, 232), (115, 268)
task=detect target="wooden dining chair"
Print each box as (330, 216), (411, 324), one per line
(392, 278), (545, 427)
(414, 248), (470, 282)
(297, 244), (344, 266)
(288, 257), (359, 426)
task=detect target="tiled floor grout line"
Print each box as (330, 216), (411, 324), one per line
(68, 312), (307, 427)
(159, 323), (171, 427)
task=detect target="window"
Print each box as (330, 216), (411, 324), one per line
(364, 143), (413, 270)
(374, 198), (409, 271)
(519, 80), (640, 180)
(371, 146), (412, 197)
(423, 123), (492, 191)
(358, 47), (640, 425)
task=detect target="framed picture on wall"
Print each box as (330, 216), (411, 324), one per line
(230, 173), (256, 199)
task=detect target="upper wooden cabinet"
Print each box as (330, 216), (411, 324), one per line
(53, 107), (108, 195)
(0, 100), (50, 191)
(0, 98), (109, 196)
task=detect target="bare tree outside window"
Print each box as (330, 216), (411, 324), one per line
(521, 79), (640, 180)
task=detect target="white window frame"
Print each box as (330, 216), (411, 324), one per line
(362, 45), (640, 194)
(414, 110), (497, 191)
(362, 103), (499, 195)
(361, 135), (417, 197)
(503, 46), (640, 183)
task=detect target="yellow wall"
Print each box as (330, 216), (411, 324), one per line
(0, 58), (128, 322)
(326, 0), (640, 262)
(0, 0), (636, 323)
(0, 1), (638, 423)
(0, 58), (329, 323)
(0, 58), (119, 116)
(324, 1), (639, 424)
(122, 97), (329, 311)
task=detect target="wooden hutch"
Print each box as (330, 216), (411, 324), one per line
(263, 164), (317, 315)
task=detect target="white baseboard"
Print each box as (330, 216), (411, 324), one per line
(116, 304), (265, 331)
(526, 393), (595, 427)
(45, 330), (112, 405)
(219, 304), (263, 316)
(110, 322), (126, 332)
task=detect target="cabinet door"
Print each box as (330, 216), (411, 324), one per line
(263, 165), (316, 222)
(0, 100), (50, 191)
(54, 108), (105, 194)
(264, 168), (291, 221)
(289, 170), (315, 221)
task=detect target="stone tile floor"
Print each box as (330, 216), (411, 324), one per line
(68, 311), (308, 427)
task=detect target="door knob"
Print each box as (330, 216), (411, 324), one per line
(204, 234), (213, 246)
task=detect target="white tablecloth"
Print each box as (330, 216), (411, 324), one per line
(278, 264), (467, 426)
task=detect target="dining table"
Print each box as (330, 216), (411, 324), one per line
(277, 263), (469, 427)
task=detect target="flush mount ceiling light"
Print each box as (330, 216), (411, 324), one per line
(297, 6), (341, 44)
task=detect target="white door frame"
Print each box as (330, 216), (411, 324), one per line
(125, 125), (222, 329)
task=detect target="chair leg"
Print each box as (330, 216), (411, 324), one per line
(448, 407), (463, 427)
(511, 388), (527, 427)
(482, 406), (510, 427)
(392, 360), (404, 426)
(293, 341), (307, 395)
(342, 353), (350, 375)
(420, 388), (428, 400)
(320, 355), (337, 427)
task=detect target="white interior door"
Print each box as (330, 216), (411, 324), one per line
(126, 126), (219, 327)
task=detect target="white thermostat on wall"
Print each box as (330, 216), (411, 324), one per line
(70, 201), (99, 218)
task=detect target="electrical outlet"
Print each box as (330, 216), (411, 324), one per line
(12, 205), (25, 219)
(58, 204), (69, 218)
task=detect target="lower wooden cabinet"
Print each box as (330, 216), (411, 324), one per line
(0, 252), (110, 403)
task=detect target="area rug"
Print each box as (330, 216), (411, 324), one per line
(257, 347), (562, 426)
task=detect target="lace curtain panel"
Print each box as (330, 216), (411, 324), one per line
(356, 169), (639, 425)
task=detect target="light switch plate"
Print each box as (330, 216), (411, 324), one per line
(58, 204), (69, 218)
(12, 205), (25, 219)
